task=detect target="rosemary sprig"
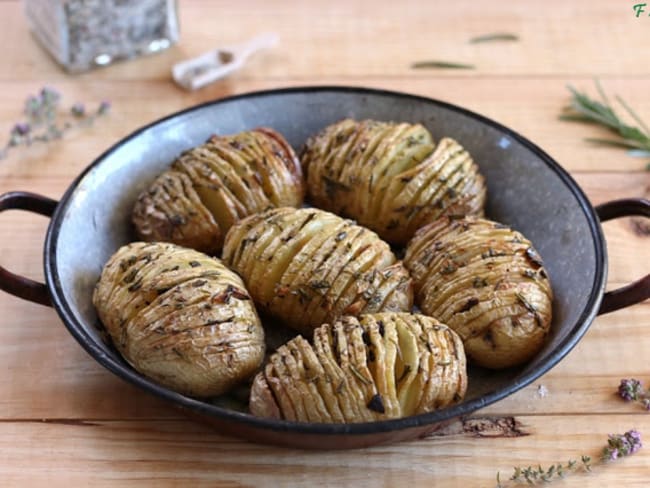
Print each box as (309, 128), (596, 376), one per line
(410, 60), (475, 70)
(469, 32), (519, 43)
(560, 81), (650, 169)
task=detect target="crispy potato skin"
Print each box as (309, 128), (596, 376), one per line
(222, 207), (413, 334)
(93, 242), (265, 397)
(131, 171), (222, 254)
(249, 313), (467, 423)
(301, 119), (486, 246)
(132, 128), (304, 254)
(404, 216), (553, 369)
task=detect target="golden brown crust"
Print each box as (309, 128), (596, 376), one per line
(404, 216), (553, 369)
(301, 119), (486, 245)
(132, 171), (223, 255)
(249, 313), (467, 423)
(92, 241), (265, 397)
(132, 128), (304, 254)
(222, 207), (413, 334)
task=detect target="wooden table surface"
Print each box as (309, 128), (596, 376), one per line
(1, 1), (649, 486)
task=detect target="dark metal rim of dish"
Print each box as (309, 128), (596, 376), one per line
(43, 86), (608, 436)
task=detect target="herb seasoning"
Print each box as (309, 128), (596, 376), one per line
(24, 0), (179, 72)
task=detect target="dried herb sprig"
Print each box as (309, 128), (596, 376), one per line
(560, 81), (650, 170)
(495, 430), (641, 487)
(603, 430), (643, 460)
(469, 32), (519, 43)
(618, 378), (650, 411)
(0, 86), (110, 160)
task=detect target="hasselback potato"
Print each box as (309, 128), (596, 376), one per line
(249, 313), (467, 423)
(301, 119), (486, 245)
(93, 242), (265, 397)
(223, 207), (413, 334)
(132, 128), (304, 254)
(404, 217), (553, 369)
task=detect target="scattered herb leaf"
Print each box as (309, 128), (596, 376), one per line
(411, 60), (475, 70)
(470, 32), (519, 43)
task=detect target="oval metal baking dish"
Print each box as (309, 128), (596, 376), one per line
(1, 86), (648, 449)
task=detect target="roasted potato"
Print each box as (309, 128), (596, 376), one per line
(301, 119), (486, 245)
(249, 313), (467, 423)
(132, 128), (304, 254)
(222, 207), (413, 334)
(404, 217), (553, 369)
(93, 242), (265, 397)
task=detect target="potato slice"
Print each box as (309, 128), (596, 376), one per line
(223, 207), (413, 334)
(131, 171), (222, 255)
(132, 128), (304, 254)
(301, 120), (486, 245)
(93, 242), (265, 397)
(404, 216), (553, 369)
(249, 313), (467, 423)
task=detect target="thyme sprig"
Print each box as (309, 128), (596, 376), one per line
(495, 430), (641, 487)
(560, 81), (650, 169)
(0, 86), (110, 160)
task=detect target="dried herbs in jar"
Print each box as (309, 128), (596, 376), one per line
(24, 0), (179, 72)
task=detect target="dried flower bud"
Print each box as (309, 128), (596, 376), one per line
(24, 96), (41, 118)
(11, 122), (30, 136)
(98, 100), (111, 115)
(618, 378), (643, 401)
(40, 87), (60, 104)
(603, 429), (642, 461)
(71, 103), (85, 117)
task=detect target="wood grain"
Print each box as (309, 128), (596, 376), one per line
(0, 0), (648, 486)
(1, 415), (650, 487)
(2, 1), (650, 80)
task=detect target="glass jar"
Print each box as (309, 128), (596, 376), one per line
(24, 0), (179, 72)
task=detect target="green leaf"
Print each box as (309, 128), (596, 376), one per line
(584, 137), (643, 149)
(562, 81), (650, 160)
(615, 94), (650, 136)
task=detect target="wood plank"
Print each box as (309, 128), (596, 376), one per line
(0, 415), (649, 487)
(1, 1), (650, 81)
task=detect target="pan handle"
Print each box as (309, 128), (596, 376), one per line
(596, 198), (650, 315)
(0, 191), (58, 307)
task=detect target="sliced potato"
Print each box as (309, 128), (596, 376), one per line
(404, 216), (553, 369)
(132, 128), (304, 254)
(301, 119), (486, 245)
(93, 241), (265, 397)
(249, 313), (467, 423)
(223, 207), (413, 334)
